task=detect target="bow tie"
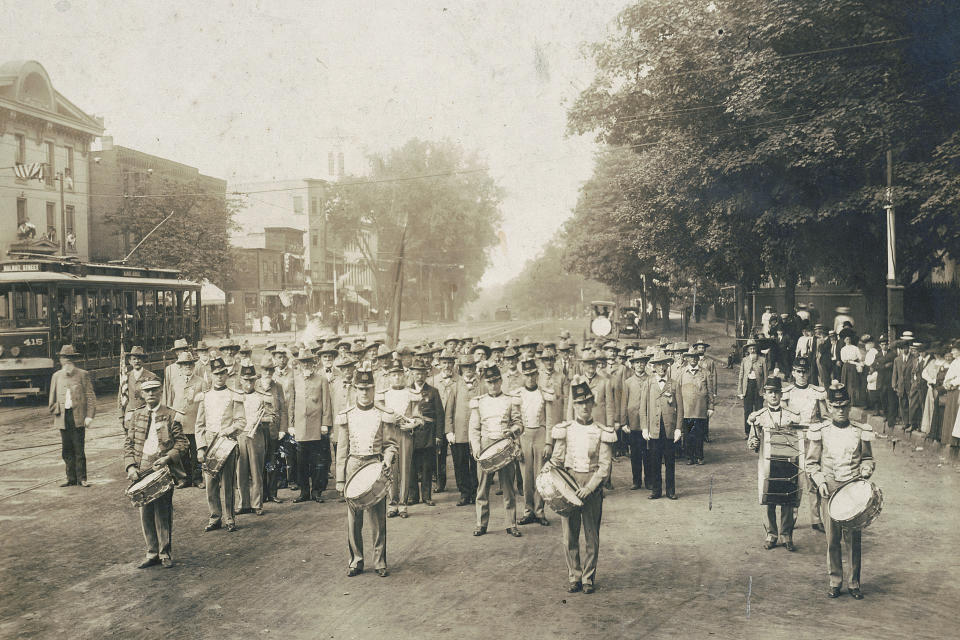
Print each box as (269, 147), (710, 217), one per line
(769, 407), (781, 412)
(658, 378), (666, 383)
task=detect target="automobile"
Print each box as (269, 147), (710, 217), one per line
(585, 300), (616, 341)
(617, 306), (641, 339)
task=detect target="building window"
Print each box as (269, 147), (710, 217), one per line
(45, 141), (54, 186)
(338, 151), (345, 177)
(293, 195), (304, 215)
(328, 152), (335, 176)
(17, 198), (27, 225)
(15, 134), (26, 165)
(310, 197), (318, 216)
(65, 205), (76, 252)
(65, 147), (75, 190)
(46, 202), (55, 238)
(312, 232), (318, 247)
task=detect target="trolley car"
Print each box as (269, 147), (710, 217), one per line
(0, 257), (201, 397)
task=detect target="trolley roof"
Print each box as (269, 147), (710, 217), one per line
(0, 259), (198, 288)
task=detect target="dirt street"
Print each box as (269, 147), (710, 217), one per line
(1, 320), (957, 639)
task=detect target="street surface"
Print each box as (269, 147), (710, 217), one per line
(1, 319), (957, 640)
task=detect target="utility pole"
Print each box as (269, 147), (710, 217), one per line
(58, 171), (66, 254)
(885, 148), (903, 340)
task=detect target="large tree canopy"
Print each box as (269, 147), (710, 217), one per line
(566, 0), (960, 309)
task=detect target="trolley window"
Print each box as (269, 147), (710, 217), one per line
(0, 282), (50, 329)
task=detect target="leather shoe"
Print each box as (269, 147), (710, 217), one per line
(849, 588), (863, 600)
(313, 496), (325, 503)
(764, 540), (777, 550)
(539, 517), (550, 526)
(667, 493), (678, 500)
(687, 459), (696, 465)
(137, 558), (160, 569)
(456, 499), (470, 506)
(204, 522), (222, 532)
(387, 510), (399, 518)
(495, 489), (503, 495)
(376, 568), (389, 577)
(567, 581), (582, 593)
(270, 497), (284, 504)
(237, 507), (252, 515)
(347, 566), (363, 577)
(161, 558), (173, 568)
(472, 527), (487, 536)
(254, 509), (264, 516)
(582, 584), (595, 594)
(630, 484), (641, 490)
(225, 523), (238, 532)
(784, 541), (796, 552)
(399, 511), (409, 518)
(648, 493), (661, 500)
(424, 500), (436, 506)
(196, 482), (205, 489)
(518, 514), (538, 526)
(292, 496), (310, 504)
(828, 587), (842, 598)
(78, 481), (90, 487)
(59, 481), (76, 487)
(812, 523), (825, 533)
(506, 527), (522, 538)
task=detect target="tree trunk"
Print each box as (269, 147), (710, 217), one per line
(783, 269), (798, 316)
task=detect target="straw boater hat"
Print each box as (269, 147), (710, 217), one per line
(649, 350), (672, 366)
(172, 338), (190, 351)
(59, 344), (80, 358)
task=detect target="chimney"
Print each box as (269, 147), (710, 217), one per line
(101, 135), (114, 150)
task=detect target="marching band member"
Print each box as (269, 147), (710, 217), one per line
(335, 367), (398, 577)
(446, 355), (481, 505)
(195, 357), (245, 533)
(806, 382), (876, 600)
(124, 378), (188, 569)
(548, 378), (616, 594)
(638, 351), (681, 500)
(747, 377), (803, 551)
(291, 348), (334, 504)
(516, 355), (556, 526)
(237, 360), (268, 516)
(781, 357), (828, 532)
(469, 365), (523, 537)
(256, 354), (286, 505)
(382, 359), (423, 518)
(621, 349), (652, 490)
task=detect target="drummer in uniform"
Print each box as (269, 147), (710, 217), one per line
(781, 356), (828, 532)
(469, 365), (523, 537)
(747, 377), (804, 551)
(548, 377), (616, 594)
(805, 382), (876, 599)
(516, 355), (556, 526)
(335, 366), (399, 577)
(381, 359), (423, 518)
(124, 378), (188, 568)
(195, 357), (246, 532)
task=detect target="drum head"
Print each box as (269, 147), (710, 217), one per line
(344, 462), (382, 499)
(479, 438), (513, 460)
(591, 317), (612, 337)
(552, 468), (584, 506)
(829, 480), (872, 521)
(129, 468), (164, 491)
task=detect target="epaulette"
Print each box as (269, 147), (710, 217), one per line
(747, 408), (765, 423)
(781, 383), (796, 393)
(806, 420), (828, 432)
(469, 396), (481, 409)
(550, 421), (568, 440)
(810, 384), (825, 393)
(598, 422), (618, 443)
(853, 420), (873, 432)
(510, 394), (522, 406)
(541, 388), (556, 402)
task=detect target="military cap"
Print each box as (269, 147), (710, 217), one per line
(209, 357), (228, 374)
(240, 360), (258, 380)
(409, 357), (431, 371)
(570, 379), (595, 404)
(827, 382), (850, 406)
(481, 364), (502, 381)
(762, 376), (782, 392)
(386, 359), (404, 373)
(353, 367), (375, 389)
(238, 341), (253, 354)
(792, 356), (811, 372)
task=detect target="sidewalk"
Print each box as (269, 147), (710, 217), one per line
(848, 404), (960, 468)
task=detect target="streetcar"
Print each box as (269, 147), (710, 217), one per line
(0, 256), (201, 397)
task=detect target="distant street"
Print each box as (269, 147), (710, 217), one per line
(1, 318), (958, 640)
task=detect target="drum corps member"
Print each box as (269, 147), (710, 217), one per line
(335, 367), (398, 577)
(747, 377), (803, 551)
(516, 355), (556, 526)
(805, 382), (876, 599)
(548, 378), (616, 594)
(49, 345), (97, 487)
(470, 365), (523, 537)
(124, 378), (188, 568)
(196, 357), (245, 532)
(781, 357), (828, 532)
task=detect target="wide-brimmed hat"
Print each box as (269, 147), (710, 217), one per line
(59, 344), (80, 358)
(629, 350), (652, 363)
(682, 348), (700, 359)
(172, 338), (190, 351)
(196, 340), (210, 351)
(472, 344), (492, 360)
(409, 357), (431, 371)
(649, 351), (672, 365)
(457, 354), (476, 368)
(175, 351), (196, 364)
(127, 345), (146, 357)
(438, 349), (457, 361)
(578, 349), (599, 363)
(692, 338), (710, 348)
(335, 354), (359, 369)
(603, 341), (620, 352)
(140, 378), (162, 391)
(517, 336), (538, 350)
(218, 338), (239, 352)
(502, 346), (519, 359)
(443, 334), (460, 346)
(395, 344), (414, 356)
(295, 348), (317, 362)
(259, 354), (276, 370)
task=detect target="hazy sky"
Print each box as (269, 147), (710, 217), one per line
(4, 0), (627, 285)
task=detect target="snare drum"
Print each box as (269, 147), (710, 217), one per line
(126, 467), (174, 508)
(343, 461), (390, 512)
(536, 465), (584, 516)
(477, 437), (521, 474)
(202, 435), (238, 477)
(828, 480), (883, 530)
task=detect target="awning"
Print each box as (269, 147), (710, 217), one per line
(342, 287), (370, 308)
(201, 280), (225, 306)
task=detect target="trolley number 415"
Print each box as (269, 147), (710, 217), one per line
(23, 338), (44, 347)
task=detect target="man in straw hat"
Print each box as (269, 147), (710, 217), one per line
(548, 377), (617, 594)
(469, 364), (523, 537)
(446, 355), (481, 506)
(638, 351), (681, 500)
(805, 382), (876, 600)
(123, 377), (188, 568)
(49, 344), (97, 487)
(196, 356), (246, 532)
(169, 348), (206, 489)
(335, 366), (399, 577)
(290, 348), (334, 504)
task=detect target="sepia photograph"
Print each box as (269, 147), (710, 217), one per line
(0, 1), (958, 638)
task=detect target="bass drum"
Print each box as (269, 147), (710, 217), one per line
(591, 316), (612, 337)
(536, 465), (584, 516)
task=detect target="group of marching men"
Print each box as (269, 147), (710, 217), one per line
(108, 328), (873, 595)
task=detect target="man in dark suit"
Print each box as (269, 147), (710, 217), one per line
(446, 356), (481, 505)
(429, 350), (458, 493)
(873, 336), (898, 426)
(409, 356), (445, 507)
(123, 378), (188, 568)
(639, 351), (681, 499)
(49, 344), (97, 487)
(891, 339), (916, 428)
(621, 349), (652, 490)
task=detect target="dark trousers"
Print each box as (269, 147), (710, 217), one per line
(898, 391), (911, 427)
(60, 410), (86, 484)
(140, 488), (173, 560)
(298, 439), (329, 499)
(434, 439), (448, 491)
(263, 438), (280, 501)
(628, 430), (648, 488)
(409, 446), (435, 503)
(743, 379), (761, 436)
(184, 434), (201, 484)
(451, 442), (477, 501)
(881, 387), (898, 426)
(649, 426), (676, 497)
(683, 418), (707, 462)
